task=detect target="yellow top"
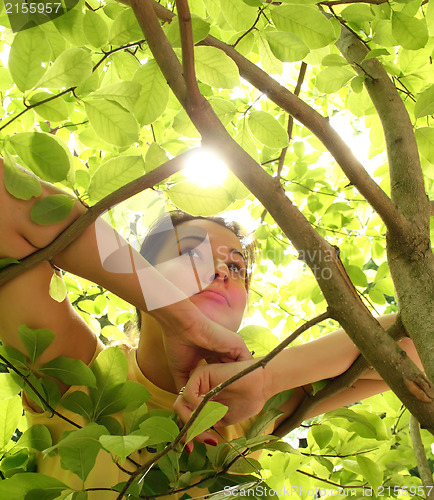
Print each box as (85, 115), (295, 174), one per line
(24, 344), (260, 499)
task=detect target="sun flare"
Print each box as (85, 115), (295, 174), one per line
(183, 150), (229, 187)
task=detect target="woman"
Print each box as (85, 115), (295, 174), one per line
(0, 159), (422, 496)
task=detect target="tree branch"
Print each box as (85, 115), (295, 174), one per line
(277, 62), (307, 179)
(175, 0), (202, 106)
(334, 20), (430, 225)
(132, 0), (434, 432)
(0, 150), (196, 286)
(116, 312), (329, 499)
(274, 315), (408, 436)
(409, 415), (434, 499)
(148, 0), (410, 238)
(130, 0), (188, 107)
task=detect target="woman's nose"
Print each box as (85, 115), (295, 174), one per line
(209, 261), (229, 283)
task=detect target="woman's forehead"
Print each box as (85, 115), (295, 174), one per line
(177, 219), (244, 252)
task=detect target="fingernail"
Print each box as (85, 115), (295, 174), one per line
(204, 439), (218, 446)
(185, 443), (193, 454)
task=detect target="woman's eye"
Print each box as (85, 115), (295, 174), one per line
(182, 248), (200, 258)
(228, 263), (245, 277)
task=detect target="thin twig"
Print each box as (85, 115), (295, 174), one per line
(409, 415), (434, 499)
(0, 353), (81, 429)
(277, 62), (307, 179)
(233, 7), (267, 48)
(115, 311), (330, 499)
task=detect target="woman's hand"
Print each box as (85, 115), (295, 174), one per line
(150, 302), (252, 390)
(173, 358), (269, 445)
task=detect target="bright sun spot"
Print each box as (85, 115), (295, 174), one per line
(183, 150), (229, 187)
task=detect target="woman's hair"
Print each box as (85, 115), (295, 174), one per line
(136, 210), (257, 329)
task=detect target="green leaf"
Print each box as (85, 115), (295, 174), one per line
(311, 424), (333, 448)
(30, 194), (74, 225)
(271, 5), (336, 49)
(414, 85), (434, 119)
(145, 143), (169, 173)
(345, 264), (368, 287)
(49, 272), (68, 302)
(91, 346), (129, 390)
(38, 356), (97, 388)
(247, 409), (282, 439)
(88, 155), (145, 203)
(83, 10), (109, 48)
(0, 473), (67, 500)
(99, 434), (148, 463)
(61, 390), (94, 420)
(220, 0), (257, 31)
(263, 389), (293, 412)
(316, 67), (354, 93)
(0, 373), (22, 400)
(109, 8), (143, 45)
(415, 127), (434, 161)
(133, 60), (169, 125)
(248, 110), (289, 148)
(238, 324), (280, 357)
(392, 11), (428, 50)
(0, 395), (22, 448)
(194, 46), (240, 89)
(53, 423), (106, 481)
(91, 81), (141, 114)
(16, 425), (52, 451)
(265, 31), (309, 62)
(168, 181), (234, 216)
(2, 151), (42, 200)
(18, 324), (55, 364)
(137, 416), (180, 446)
(9, 132), (72, 183)
(8, 26), (51, 92)
(356, 456), (383, 490)
(29, 92), (70, 122)
(165, 16), (210, 47)
(341, 4), (374, 22)
(186, 401), (228, 442)
(90, 346), (129, 416)
(0, 258), (20, 271)
(38, 48), (92, 88)
(311, 378), (329, 395)
(84, 99), (139, 147)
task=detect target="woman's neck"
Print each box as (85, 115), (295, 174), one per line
(136, 313), (177, 394)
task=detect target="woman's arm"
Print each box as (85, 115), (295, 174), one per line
(174, 317), (423, 442)
(0, 159), (250, 389)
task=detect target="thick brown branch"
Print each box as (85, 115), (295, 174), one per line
(148, 0), (409, 238)
(334, 21), (429, 225)
(175, 0), (202, 106)
(130, 0), (188, 107)
(0, 151), (195, 286)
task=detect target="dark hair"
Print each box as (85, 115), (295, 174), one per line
(136, 210), (257, 329)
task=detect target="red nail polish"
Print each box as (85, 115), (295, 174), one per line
(204, 439), (218, 446)
(185, 443), (193, 454)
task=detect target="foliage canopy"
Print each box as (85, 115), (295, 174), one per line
(0, 0), (433, 498)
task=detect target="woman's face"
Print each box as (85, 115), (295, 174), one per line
(153, 219), (248, 331)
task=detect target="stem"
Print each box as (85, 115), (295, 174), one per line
(409, 415), (434, 499)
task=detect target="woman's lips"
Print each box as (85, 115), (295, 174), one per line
(197, 288), (229, 305)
